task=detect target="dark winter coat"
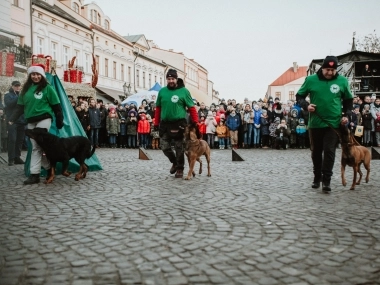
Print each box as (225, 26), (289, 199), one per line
(126, 117), (137, 135)
(75, 107), (90, 131)
(260, 116), (270, 136)
(4, 88), (26, 125)
(88, 107), (101, 129)
(362, 112), (373, 130)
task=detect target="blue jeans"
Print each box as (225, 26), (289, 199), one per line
(90, 128), (99, 146)
(139, 134), (148, 147)
(219, 138), (225, 146)
(244, 123), (253, 145)
(253, 127), (261, 145)
(109, 134), (116, 144)
(128, 135), (136, 147)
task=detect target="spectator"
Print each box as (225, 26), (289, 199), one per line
(242, 104), (253, 149)
(226, 108), (240, 149)
(106, 107), (120, 148)
(75, 102), (90, 134)
(296, 118), (307, 149)
(126, 109), (137, 148)
(216, 120), (227, 149)
(88, 98), (101, 148)
(252, 104), (262, 148)
(137, 112), (150, 149)
(119, 117), (127, 148)
(260, 109), (270, 148)
(205, 110), (217, 149)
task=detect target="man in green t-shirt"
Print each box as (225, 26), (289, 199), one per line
(154, 69), (199, 178)
(296, 56), (353, 193)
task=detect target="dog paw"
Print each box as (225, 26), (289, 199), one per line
(63, 171), (71, 177)
(207, 174), (211, 177)
(184, 177), (191, 180)
(350, 187), (355, 190)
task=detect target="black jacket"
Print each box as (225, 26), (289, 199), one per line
(4, 88), (26, 125)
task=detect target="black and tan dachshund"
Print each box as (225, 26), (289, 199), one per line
(25, 128), (95, 183)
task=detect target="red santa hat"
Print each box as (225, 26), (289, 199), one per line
(27, 64), (46, 78)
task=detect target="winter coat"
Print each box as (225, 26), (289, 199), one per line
(370, 103), (380, 130)
(205, 115), (217, 134)
(362, 112), (373, 130)
(242, 110), (253, 124)
(226, 114), (240, 131)
(75, 107), (90, 131)
(269, 122), (279, 137)
(216, 125), (228, 138)
(137, 118), (150, 134)
(4, 88), (26, 125)
(253, 109), (262, 125)
(120, 121), (127, 136)
(106, 116), (120, 134)
(126, 117), (137, 135)
(88, 107), (101, 128)
(288, 117), (299, 134)
(198, 121), (206, 135)
(275, 125), (290, 138)
(117, 108), (127, 120)
(296, 124), (307, 136)
(198, 108), (208, 120)
(260, 116), (270, 136)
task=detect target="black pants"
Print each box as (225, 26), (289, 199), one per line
(309, 128), (339, 183)
(159, 120), (186, 171)
(7, 123), (25, 161)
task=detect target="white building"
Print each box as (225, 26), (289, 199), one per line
(266, 63), (307, 102)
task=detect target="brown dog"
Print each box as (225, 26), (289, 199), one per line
(184, 122), (211, 180)
(340, 124), (371, 190)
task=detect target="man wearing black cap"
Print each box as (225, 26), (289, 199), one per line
(4, 81), (26, 166)
(296, 55), (353, 193)
(154, 69), (198, 178)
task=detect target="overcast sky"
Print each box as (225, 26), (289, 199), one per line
(91, 0), (380, 102)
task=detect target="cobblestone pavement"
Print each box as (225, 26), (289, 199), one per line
(1, 147), (380, 285)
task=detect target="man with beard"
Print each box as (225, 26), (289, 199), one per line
(154, 69), (198, 178)
(296, 55), (353, 193)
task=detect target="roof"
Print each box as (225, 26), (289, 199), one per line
(91, 24), (133, 47)
(32, 0), (90, 30)
(269, 66), (307, 86)
(123, 34), (144, 43)
(311, 50), (380, 65)
(133, 52), (166, 67)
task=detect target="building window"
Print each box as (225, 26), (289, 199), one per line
(289, 91), (295, 101)
(96, 37), (99, 41)
(63, 46), (70, 66)
(121, 48), (124, 52)
(121, 64), (124, 81)
(149, 74), (151, 88)
(13, 0), (20, 7)
(105, 41), (108, 46)
(52, 19), (56, 24)
(136, 70), (140, 87)
(98, 13), (101, 25)
(37, 37), (44, 54)
(160, 77), (162, 86)
(113, 61), (116, 79)
(95, 55), (100, 72)
(92, 10), (97, 23)
(114, 44), (116, 49)
(275, 92), (281, 100)
(154, 75), (157, 83)
(76, 29), (79, 34)
(105, 20), (110, 30)
(128, 66), (131, 83)
(142, 72), (146, 88)
(74, 50), (80, 66)
(38, 13), (42, 19)
(84, 53), (89, 73)
(73, 2), (79, 13)
(51, 42), (57, 61)
(64, 24), (68, 30)
(104, 58), (108, 77)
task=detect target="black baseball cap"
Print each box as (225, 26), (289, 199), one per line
(12, 81), (21, 86)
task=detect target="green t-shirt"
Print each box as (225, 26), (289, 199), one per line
(17, 84), (60, 120)
(297, 73), (353, 128)
(156, 86), (194, 121)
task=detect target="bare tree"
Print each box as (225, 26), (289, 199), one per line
(350, 30), (380, 53)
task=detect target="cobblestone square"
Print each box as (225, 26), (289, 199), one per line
(1, 148), (380, 285)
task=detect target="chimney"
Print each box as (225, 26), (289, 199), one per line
(293, 62), (298, 73)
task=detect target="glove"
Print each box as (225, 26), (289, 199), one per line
(154, 125), (159, 131)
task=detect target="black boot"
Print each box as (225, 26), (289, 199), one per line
(312, 175), (321, 189)
(322, 177), (331, 193)
(24, 174), (40, 185)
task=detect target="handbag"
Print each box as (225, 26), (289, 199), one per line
(354, 125), (363, 137)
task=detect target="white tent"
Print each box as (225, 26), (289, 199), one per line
(121, 90), (158, 107)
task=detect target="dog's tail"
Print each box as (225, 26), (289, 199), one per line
(87, 145), (96, 159)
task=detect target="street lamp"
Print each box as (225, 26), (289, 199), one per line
(123, 82), (132, 97)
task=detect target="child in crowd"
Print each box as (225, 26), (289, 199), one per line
(226, 108), (240, 149)
(288, 111), (299, 148)
(137, 112), (150, 149)
(205, 111), (217, 148)
(269, 117), (280, 149)
(198, 115), (207, 140)
(106, 107), (120, 148)
(126, 109), (137, 148)
(353, 105), (362, 145)
(275, 119), (289, 150)
(119, 117), (127, 148)
(150, 118), (160, 150)
(296, 118), (307, 149)
(216, 120), (228, 149)
(260, 109), (270, 148)
(146, 114), (152, 148)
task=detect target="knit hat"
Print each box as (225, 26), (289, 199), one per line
(321, 56), (338, 69)
(166, 69), (178, 79)
(27, 64), (46, 78)
(128, 109), (137, 117)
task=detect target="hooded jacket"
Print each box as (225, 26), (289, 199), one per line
(4, 87), (26, 125)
